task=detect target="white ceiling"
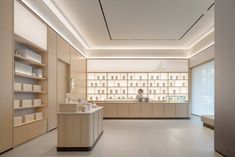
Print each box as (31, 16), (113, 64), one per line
(20, 0), (214, 58)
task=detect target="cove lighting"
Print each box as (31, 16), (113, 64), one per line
(21, 0), (88, 58)
(188, 42), (215, 58)
(42, 0), (90, 49)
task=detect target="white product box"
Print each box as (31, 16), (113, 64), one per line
(14, 82), (22, 91)
(23, 114), (35, 123)
(33, 85), (42, 91)
(14, 116), (23, 126)
(15, 62), (32, 76)
(21, 99), (32, 108)
(14, 100), (21, 108)
(20, 48), (42, 63)
(23, 84), (32, 91)
(35, 112), (43, 120)
(32, 69), (43, 77)
(33, 99), (41, 106)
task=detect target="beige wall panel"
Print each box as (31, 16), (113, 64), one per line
(93, 111), (99, 141)
(97, 103), (106, 117)
(13, 126), (27, 146)
(129, 103), (141, 117)
(57, 60), (69, 112)
(0, 0), (13, 32)
(106, 104), (118, 117)
(164, 104), (176, 117)
(140, 103), (153, 117)
(47, 27), (57, 130)
(175, 103), (188, 117)
(70, 47), (87, 100)
(57, 35), (70, 64)
(0, 27), (13, 153)
(98, 109), (103, 134)
(152, 103), (164, 117)
(27, 120), (47, 140)
(118, 103), (129, 117)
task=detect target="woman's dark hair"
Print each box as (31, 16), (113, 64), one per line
(138, 88), (143, 93)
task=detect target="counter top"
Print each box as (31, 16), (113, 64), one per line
(95, 101), (188, 104)
(57, 106), (103, 115)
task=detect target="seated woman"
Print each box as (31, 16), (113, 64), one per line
(136, 89), (144, 101)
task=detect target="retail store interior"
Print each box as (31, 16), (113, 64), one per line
(0, 0), (235, 157)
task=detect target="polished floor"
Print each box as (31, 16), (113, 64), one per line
(2, 116), (222, 157)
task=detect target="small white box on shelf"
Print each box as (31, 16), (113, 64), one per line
(23, 114), (35, 123)
(23, 84), (32, 91)
(21, 99), (32, 108)
(33, 85), (42, 91)
(14, 116), (23, 126)
(35, 112), (43, 120)
(33, 99), (41, 106)
(14, 82), (22, 91)
(14, 100), (21, 108)
(15, 62), (32, 76)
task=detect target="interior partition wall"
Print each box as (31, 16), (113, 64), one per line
(191, 60), (214, 116)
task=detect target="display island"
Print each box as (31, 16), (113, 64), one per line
(57, 103), (103, 151)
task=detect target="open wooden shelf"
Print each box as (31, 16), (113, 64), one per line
(15, 72), (46, 80)
(14, 34), (47, 54)
(14, 90), (46, 94)
(14, 54), (46, 67)
(14, 105), (47, 110)
(14, 118), (47, 128)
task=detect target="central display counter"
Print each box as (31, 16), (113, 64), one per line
(97, 101), (189, 119)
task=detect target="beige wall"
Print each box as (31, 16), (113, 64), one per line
(70, 47), (87, 100)
(0, 0), (13, 153)
(215, 0), (235, 156)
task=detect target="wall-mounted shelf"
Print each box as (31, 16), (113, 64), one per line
(14, 105), (47, 110)
(15, 72), (46, 80)
(14, 118), (47, 128)
(14, 90), (46, 94)
(14, 54), (46, 67)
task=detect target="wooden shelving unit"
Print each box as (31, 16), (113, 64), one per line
(13, 34), (48, 146)
(87, 72), (188, 103)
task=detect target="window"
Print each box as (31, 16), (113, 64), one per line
(192, 60), (214, 116)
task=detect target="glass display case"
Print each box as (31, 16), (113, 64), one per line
(87, 72), (189, 103)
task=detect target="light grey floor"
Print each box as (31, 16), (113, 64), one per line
(2, 116), (222, 157)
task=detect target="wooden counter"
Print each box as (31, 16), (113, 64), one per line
(97, 102), (189, 119)
(57, 107), (103, 151)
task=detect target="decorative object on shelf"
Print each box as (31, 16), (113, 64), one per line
(153, 89), (156, 93)
(122, 76), (125, 79)
(151, 76), (154, 79)
(97, 76), (100, 80)
(170, 75), (173, 79)
(139, 76), (142, 80)
(65, 93), (71, 103)
(183, 75), (186, 79)
(115, 90), (118, 94)
(163, 89), (166, 94)
(102, 76), (105, 80)
(143, 83), (145, 87)
(97, 90), (100, 94)
(109, 97), (112, 99)
(95, 83), (97, 87)
(130, 83), (133, 87)
(111, 76), (114, 80)
(102, 83), (105, 87)
(117, 83), (120, 87)
(182, 82), (185, 86)
(156, 76), (159, 79)
(96, 97), (98, 100)
(90, 97), (92, 101)
(33, 85), (42, 91)
(115, 76), (118, 80)
(170, 82), (173, 86)
(91, 83), (93, 87)
(176, 76), (179, 79)
(14, 82), (22, 91)
(173, 89), (176, 94)
(130, 76), (133, 80)
(150, 83), (152, 87)
(15, 62), (33, 76)
(122, 90), (125, 94)
(157, 83), (159, 87)
(163, 83), (165, 87)
(33, 68), (43, 77)
(110, 90), (113, 94)
(149, 90), (152, 94)
(17, 47), (42, 63)
(136, 83), (138, 87)
(102, 90), (105, 94)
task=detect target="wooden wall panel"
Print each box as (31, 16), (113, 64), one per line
(0, 0), (13, 32)
(70, 47), (87, 100)
(47, 27), (57, 130)
(57, 35), (70, 64)
(0, 27), (13, 153)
